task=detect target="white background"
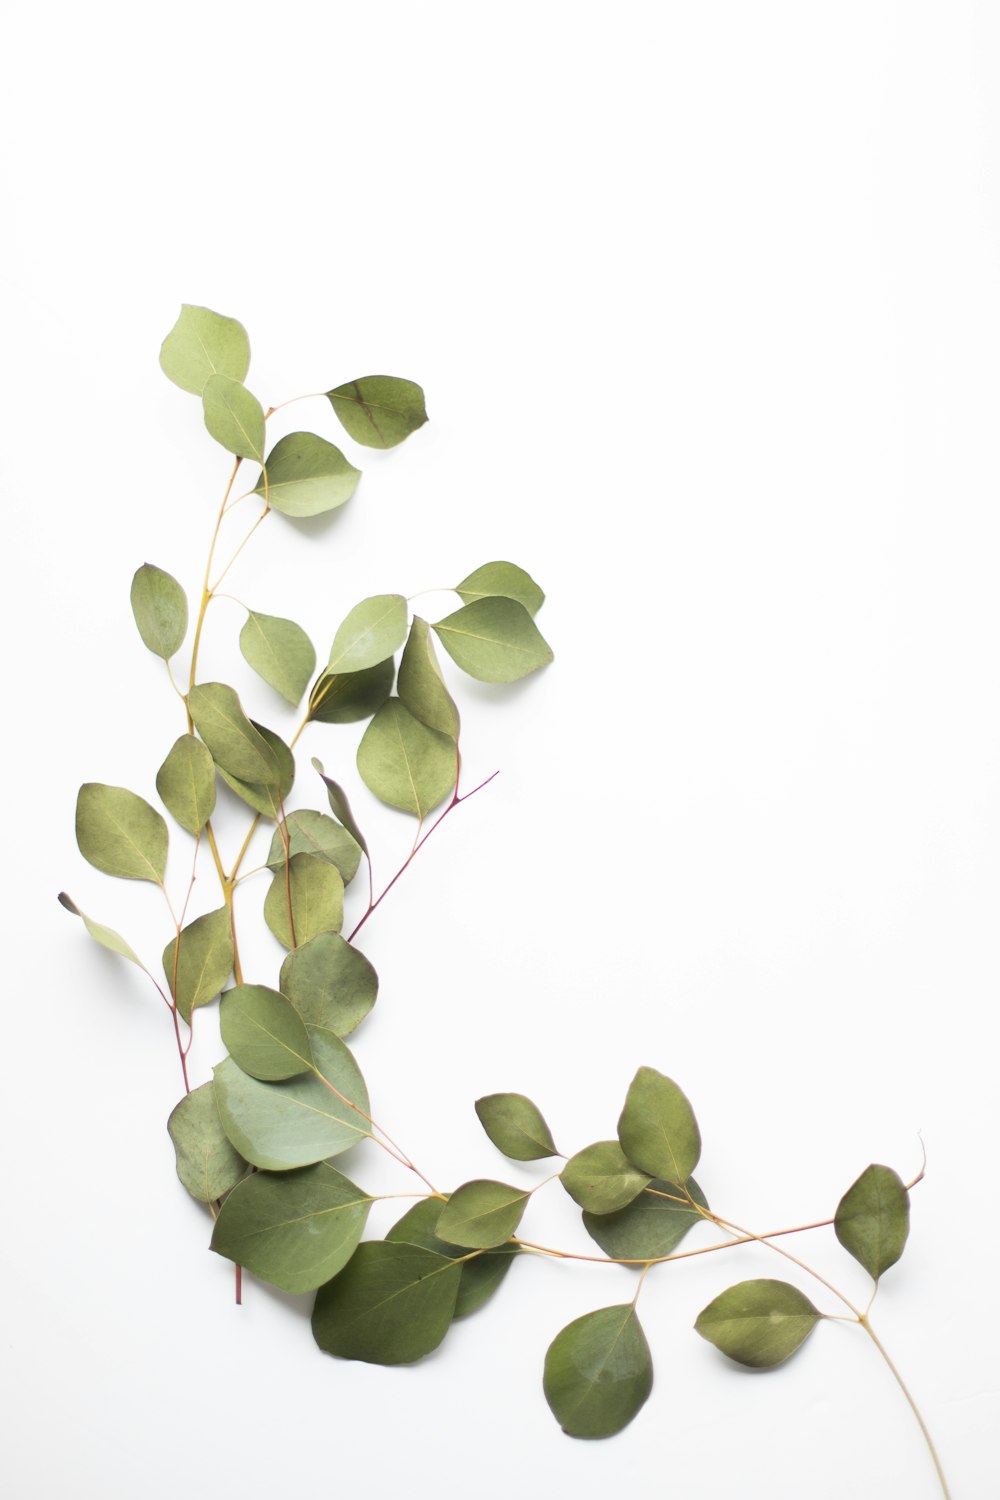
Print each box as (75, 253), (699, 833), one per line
(1, 3), (996, 1496)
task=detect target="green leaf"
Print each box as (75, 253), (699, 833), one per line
(266, 811), (361, 886)
(543, 1305), (653, 1438)
(166, 1081), (247, 1202)
(240, 611), (316, 706)
(159, 304), (250, 395)
(311, 1241), (461, 1365)
(75, 783), (168, 884)
(398, 617), (460, 739)
(220, 984), (313, 1080)
(327, 595), (408, 675)
(211, 1160), (372, 1293)
(561, 1141), (650, 1215)
(162, 906), (234, 1023)
(433, 597), (553, 683)
(252, 432), (360, 518)
(455, 561), (545, 616)
(312, 758), (369, 856)
(618, 1067), (701, 1184)
(188, 683), (280, 786)
(475, 1093), (557, 1161)
(326, 375), (428, 449)
(583, 1178), (708, 1261)
(834, 1165), (910, 1282)
(357, 698), (456, 817)
(58, 892), (144, 969)
(435, 1180), (529, 1249)
(695, 1280), (822, 1369)
(308, 660), (395, 725)
(386, 1198), (517, 1318)
(280, 932), (378, 1037)
(130, 564), (188, 659)
(155, 734), (216, 835)
(263, 853), (344, 949)
(202, 374), (265, 461)
(214, 1024), (370, 1170)
(217, 720), (294, 818)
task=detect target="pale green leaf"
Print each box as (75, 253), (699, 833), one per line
(544, 1305), (653, 1438)
(266, 811), (361, 886)
(433, 597), (553, 683)
(398, 616), (459, 739)
(326, 375), (428, 450)
(583, 1178), (708, 1261)
(202, 374), (265, 461)
(311, 1242), (461, 1365)
(263, 853), (344, 949)
(312, 758), (369, 856)
(327, 595), (407, 675)
(217, 720), (294, 818)
(159, 304), (250, 395)
(280, 931), (378, 1037)
(475, 1093), (557, 1161)
(386, 1198), (517, 1318)
(618, 1067), (701, 1184)
(357, 698), (456, 817)
(155, 734), (216, 835)
(252, 432), (360, 517)
(695, 1280), (821, 1368)
(166, 1081), (247, 1202)
(58, 892), (144, 969)
(76, 783), (168, 884)
(308, 660), (394, 725)
(435, 1180), (529, 1249)
(211, 1160), (372, 1293)
(834, 1165), (910, 1282)
(162, 906), (234, 1022)
(455, 561), (545, 616)
(130, 564), (188, 659)
(188, 683), (280, 785)
(220, 984), (313, 1081)
(240, 611), (316, 705)
(561, 1141), (650, 1215)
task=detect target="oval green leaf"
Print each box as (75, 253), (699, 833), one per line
(266, 811), (361, 886)
(474, 1093), (557, 1161)
(76, 783), (168, 884)
(155, 734), (216, 835)
(695, 1279), (821, 1369)
(167, 1081), (247, 1203)
(398, 616), (459, 739)
(308, 660), (395, 725)
(435, 1180), (529, 1249)
(583, 1178), (708, 1261)
(311, 1241), (461, 1365)
(217, 720), (294, 818)
(159, 304), (250, 395)
(543, 1305), (653, 1438)
(220, 984), (313, 1080)
(211, 1160), (372, 1293)
(162, 906), (234, 1022)
(561, 1141), (650, 1215)
(58, 892), (144, 969)
(357, 698), (456, 817)
(214, 1025), (370, 1170)
(433, 597), (553, 683)
(279, 931), (378, 1037)
(834, 1164), (910, 1282)
(312, 758), (369, 856)
(130, 563), (188, 660)
(386, 1198), (517, 1319)
(188, 683), (280, 786)
(252, 432), (360, 518)
(326, 375), (428, 449)
(455, 561), (545, 616)
(327, 594), (407, 675)
(240, 611), (316, 706)
(202, 374), (265, 461)
(618, 1066), (701, 1184)
(263, 853), (344, 949)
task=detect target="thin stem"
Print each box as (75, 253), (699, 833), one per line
(210, 507), (270, 594)
(709, 1210), (863, 1318)
(309, 1069), (438, 1194)
(511, 1215), (833, 1269)
(188, 458), (242, 698)
(858, 1316), (952, 1500)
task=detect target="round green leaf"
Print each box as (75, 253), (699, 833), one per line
(162, 906), (234, 1022)
(214, 1024), (370, 1170)
(398, 616), (460, 739)
(130, 563), (188, 660)
(435, 1180), (530, 1249)
(327, 594), (408, 675)
(58, 892), (144, 969)
(76, 783), (168, 884)
(312, 758), (369, 856)
(211, 1160), (372, 1293)
(252, 432), (360, 518)
(583, 1178), (708, 1261)
(308, 660), (395, 725)
(156, 734), (216, 835)
(279, 931), (378, 1037)
(455, 561), (545, 616)
(220, 984), (313, 1080)
(475, 1093), (557, 1161)
(188, 683), (280, 785)
(326, 375), (428, 449)
(311, 1241), (461, 1365)
(618, 1066), (701, 1184)
(266, 811), (361, 886)
(543, 1305), (653, 1438)
(432, 597), (553, 683)
(217, 720), (294, 818)
(695, 1280), (821, 1368)
(159, 304), (250, 395)
(834, 1164), (910, 1282)
(240, 611), (316, 706)
(167, 1081), (247, 1203)
(357, 698), (456, 817)
(263, 853), (344, 949)
(386, 1199), (517, 1319)
(561, 1141), (650, 1214)
(202, 374), (265, 461)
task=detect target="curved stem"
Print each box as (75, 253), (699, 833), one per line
(860, 1315), (952, 1500)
